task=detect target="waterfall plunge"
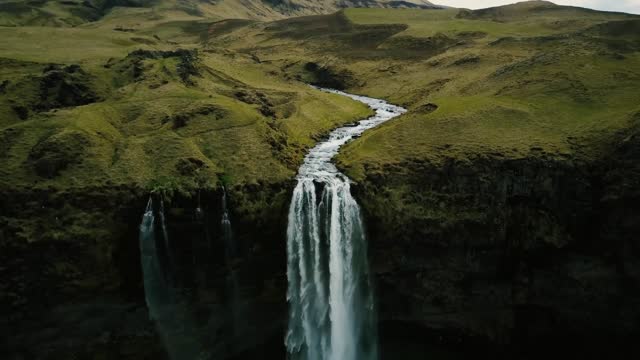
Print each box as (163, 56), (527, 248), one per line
(222, 187), (235, 259)
(139, 197), (171, 320)
(286, 89), (406, 360)
(139, 197), (201, 360)
(221, 186), (243, 337)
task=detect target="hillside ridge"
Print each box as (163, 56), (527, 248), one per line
(0, 0), (442, 26)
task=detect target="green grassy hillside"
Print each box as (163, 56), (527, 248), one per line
(0, 0), (441, 27)
(208, 3), (639, 180)
(0, 20), (372, 195)
(3, 0), (638, 203)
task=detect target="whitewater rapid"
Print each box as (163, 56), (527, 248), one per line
(285, 88), (406, 360)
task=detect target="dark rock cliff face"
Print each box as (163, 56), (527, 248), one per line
(353, 132), (640, 358)
(3, 121), (638, 359)
(0, 183), (291, 360)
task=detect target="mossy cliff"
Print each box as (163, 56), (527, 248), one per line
(351, 131), (640, 357)
(0, 184), (295, 359)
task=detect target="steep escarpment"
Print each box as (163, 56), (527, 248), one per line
(0, 183), (292, 359)
(350, 128), (640, 357)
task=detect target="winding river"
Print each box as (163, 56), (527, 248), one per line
(285, 88), (406, 360)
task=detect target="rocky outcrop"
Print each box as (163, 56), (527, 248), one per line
(29, 130), (92, 178)
(1, 62), (100, 121)
(37, 64), (100, 111)
(112, 49), (201, 85)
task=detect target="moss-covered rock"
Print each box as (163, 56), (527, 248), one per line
(37, 64), (100, 111)
(29, 130), (91, 178)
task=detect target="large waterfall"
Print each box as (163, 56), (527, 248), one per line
(285, 89), (406, 360)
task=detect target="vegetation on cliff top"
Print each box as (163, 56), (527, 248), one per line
(0, 17), (372, 194)
(2, 1), (638, 192)
(0, 1), (637, 241)
(0, 0), (441, 27)
(338, 5), (640, 179)
(209, 3), (639, 181)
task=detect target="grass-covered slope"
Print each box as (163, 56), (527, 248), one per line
(210, 3), (639, 178)
(0, 0), (442, 27)
(0, 20), (372, 195)
(338, 5), (640, 177)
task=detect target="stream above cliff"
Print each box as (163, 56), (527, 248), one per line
(285, 89), (406, 360)
(3, 89), (638, 360)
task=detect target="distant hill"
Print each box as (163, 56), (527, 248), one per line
(0, 0), (441, 26)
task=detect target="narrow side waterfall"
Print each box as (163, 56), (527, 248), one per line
(221, 186), (243, 336)
(139, 196), (202, 360)
(159, 200), (173, 275)
(139, 197), (170, 320)
(286, 89), (406, 360)
(222, 187), (235, 259)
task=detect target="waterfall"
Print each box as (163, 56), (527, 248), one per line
(222, 186), (243, 336)
(139, 196), (201, 360)
(159, 199), (175, 285)
(286, 88), (406, 360)
(222, 186), (235, 259)
(139, 197), (170, 320)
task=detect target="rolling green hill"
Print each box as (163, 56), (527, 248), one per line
(0, 26), (372, 192)
(207, 3), (639, 176)
(0, 0), (441, 27)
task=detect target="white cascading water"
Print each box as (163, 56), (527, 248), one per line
(159, 200), (173, 275)
(286, 88), (406, 360)
(221, 187), (235, 259)
(221, 186), (243, 336)
(139, 197), (201, 360)
(139, 197), (170, 320)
